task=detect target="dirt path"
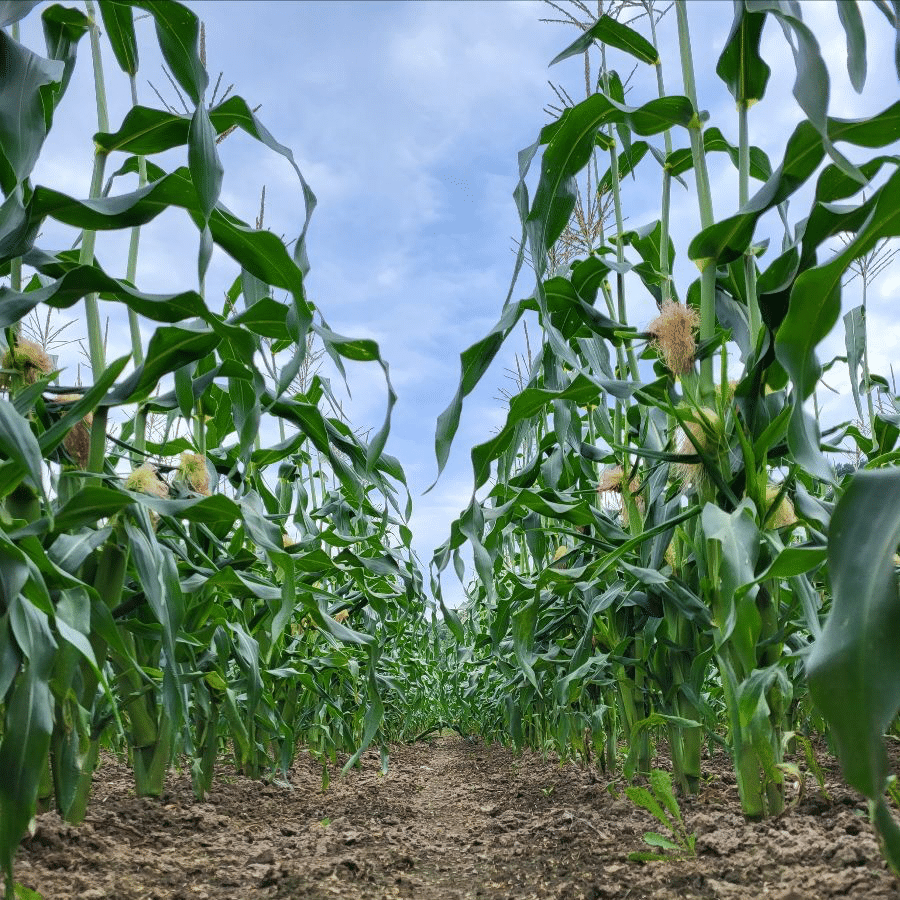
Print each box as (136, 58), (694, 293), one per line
(15, 736), (900, 899)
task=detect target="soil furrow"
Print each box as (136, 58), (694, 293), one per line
(14, 736), (900, 899)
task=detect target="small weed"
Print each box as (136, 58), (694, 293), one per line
(626, 770), (696, 862)
(782, 731), (830, 801)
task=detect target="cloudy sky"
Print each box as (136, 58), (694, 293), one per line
(13, 1), (900, 607)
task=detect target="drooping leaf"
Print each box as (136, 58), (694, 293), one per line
(41, 3), (91, 100)
(807, 470), (900, 874)
(843, 305), (866, 422)
(132, 0), (207, 104)
(776, 167), (900, 478)
(0, 398), (46, 499)
(98, 0), (139, 74)
(689, 102), (900, 266)
(0, 32), (65, 192)
(106, 324), (220, 405)
(746, 0), (863, 182)
(550, 13), (659, 67)
(835, 0), (867, 93)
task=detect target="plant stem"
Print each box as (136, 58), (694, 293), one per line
(675, 0), (716, 402)
(126, 74), (148, 457)
(648, 1), (674, 305)
(739, 102), (762, 347)
(84, 0), (110, 472)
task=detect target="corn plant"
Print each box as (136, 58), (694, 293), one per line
(0, 2), (431, 894)
(432, 0), (900, 871)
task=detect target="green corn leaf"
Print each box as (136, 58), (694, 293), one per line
(229, 297), (291, 339)
(716, 3), (771, 104)
(776, 167), (900, 479)
(664, 127), (771, 181)
(746, 0), (863, 183)
(99, 0), (139, 75)
(107, 324), (220, 405)
(47, 527), (112, 575)
(807, 470), (900, 874)
(529, 92), (693, 254)
(0, 534), (30, 611)
(0, 660), (53, 877)
(689, 101), (900, 267)
(41, 4), (91, 100)
(835, 0), (867, 93)
(598, 140), (649, 195)
(226, 622), (262, 710)
(0, 398), (46, 500)
(133, 0), (207, 104)
(843, 305), (866, 422)
(0, 265), (217, 329)
(431, 298), (526, 486)
(53, 486), (133, 532)
(18, 171), (307, 302)
(40, 354), (128, 455)
(342, 658), (384, 773)
(701, 500), (760, 652)
(757, 546), (826, 580)
(511, 592), (539, 690)
(188, 103), (222, 282)
(550, 13), (659, 66)
(97, 94), (316, 273)
(0, 31), (64, 191)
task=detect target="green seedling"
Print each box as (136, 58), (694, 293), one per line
(626, 770), (696, 862)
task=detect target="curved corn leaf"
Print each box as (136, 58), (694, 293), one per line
(0, 32), (64, 192)
(98, 0), (139, 75)
(835, 0), (866, 93)
(716, 2), (771, 104)
(807, 470), (900, 874)
(133, 0), (207, 104)
(775, 166), (900, 478)
(550, 14), (659, 66)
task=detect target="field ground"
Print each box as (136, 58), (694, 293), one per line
(16, 736), (900, 900)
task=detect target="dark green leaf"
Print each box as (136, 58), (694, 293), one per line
(0, 661), (53, 874)
(133, 0), (207, 104)
(99, 0), (139, 74)
(716, 4), (771, 104)
(0, 398), (45, 498)
(746, 0), (863, 182)
(107, 324), (220, 404)
(0, 32), (64, 192)
(188, 104), (223, 221)
(776, 167), (900, 478)
(41, 4), (91, 100)
(550, 14), (659, 66)
(807, 470), (900, 872)
(431, 299), (526, 486)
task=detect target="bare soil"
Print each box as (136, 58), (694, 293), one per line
(15, 736), (900, 899)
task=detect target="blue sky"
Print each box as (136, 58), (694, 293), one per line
(13, 1), (900, 607)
